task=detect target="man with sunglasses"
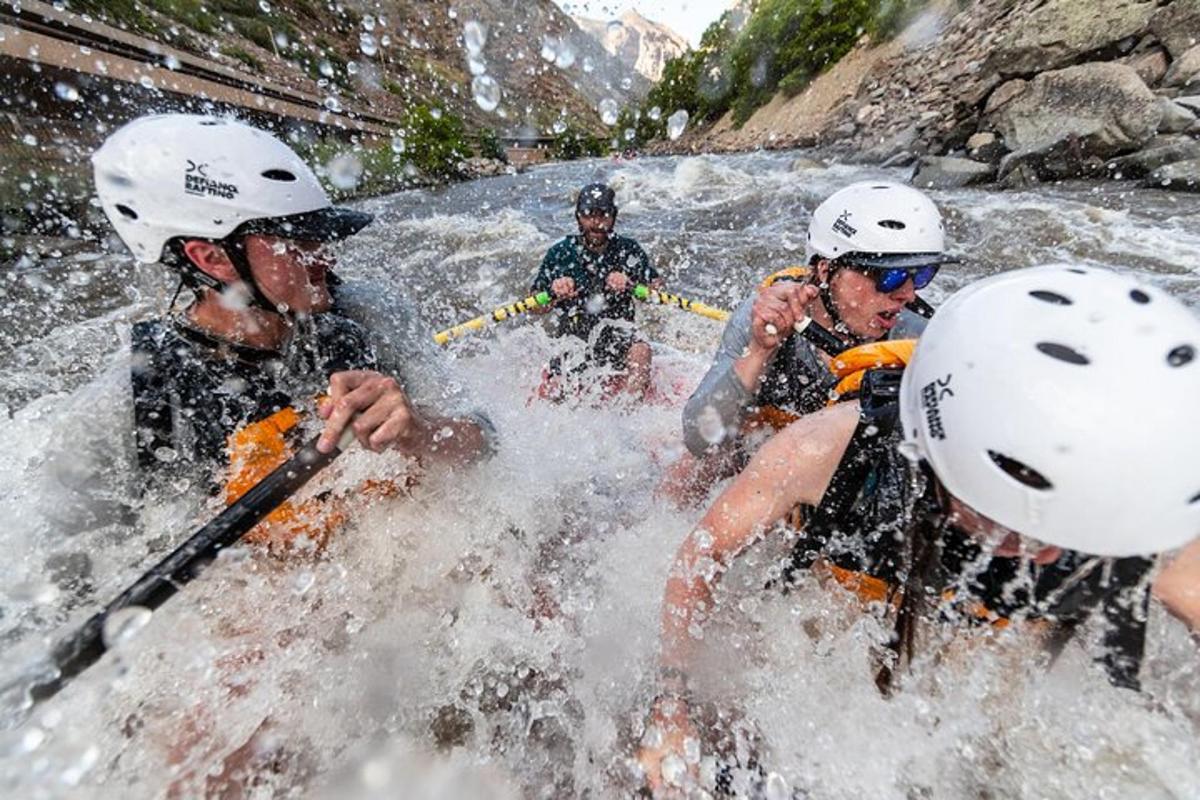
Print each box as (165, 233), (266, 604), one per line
(85, 114), (493, 511)
(672, 182), (955, 501)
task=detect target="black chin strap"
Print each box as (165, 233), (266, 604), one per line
(815, 264), (871, 349)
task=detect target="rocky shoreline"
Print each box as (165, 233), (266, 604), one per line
(653, 0), (1200, 192)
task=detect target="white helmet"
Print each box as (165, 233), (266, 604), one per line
(900, 265), (1200, 557)
(92, 114), (371, 263)
(805, 181), (956, 268)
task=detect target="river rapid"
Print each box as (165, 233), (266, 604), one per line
(2, 151), (1199, 798)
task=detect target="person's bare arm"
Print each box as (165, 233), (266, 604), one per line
(1153, 538), (1200, 633)
(659, 399), (860, 672)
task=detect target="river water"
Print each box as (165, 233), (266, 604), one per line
(1, 151), (1199, 798)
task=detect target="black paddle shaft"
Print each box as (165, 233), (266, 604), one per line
(29, 435), (341, 702)
(798, 319), (848, 357)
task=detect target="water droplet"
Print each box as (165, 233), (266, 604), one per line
(540, 37), (557, 63)
(471, 74), (500, 112)
(599, 98), (619, 126)
(21, 133), (37, 146)
(582, 56), (594, 74)
(60, 744), (100, 786)
(102, 606), (153, 648)
(326, 153), (363, 190)
(323, 95), (342, 112)
(468, 55), (486, 76)
(621, 76), (632, 90)
(346, 62), (359, 76)
(765, 772), (790, 800)
(53, 82), (79, 101)
(667, 109), (689, 140)
(448, 8), (458, 19)
(555, 43), (575, 69)
(318, 59), (334, 78)
(359, 33), (378, 57)
(648, 106), (662, 121)
(273, 31), (288, 49)
(430, 107), (443, 119)
(361, 14), (376, 31)
(138, 74), (155, 89)
(164, 54), (180, 70)
(661, 753), (687, 786)
(390, 135), (406, 153)
(463, 21), (486, 55)
(293, 570), (316, 595)
(623, 128), (635, 141)
(20, 727), (47, 753)
(552, 118), (567, 134)
(258, 0), (269, 11)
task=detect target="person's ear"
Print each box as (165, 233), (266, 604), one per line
(181, 240), (238, 283)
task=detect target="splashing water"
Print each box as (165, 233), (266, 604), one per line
(359, 33), (378, 57)
(463, 21), (486, 55)
(471, 75), (501, 113)
(667, 109), (689, 140)
(598, 98), (620, 126)
(1, 153), (1198, 798)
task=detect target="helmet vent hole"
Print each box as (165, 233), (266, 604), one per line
(115, 204), (138, 220)
(262, 169), (297, 182)
(1167, 345), (1195, 367)
(1065, 268), (1086, 274)
(878, 219), (906, 230)
(199, 119), (220, 126)
(988, 451), (1053, 490)
(1190, 491), (1200, 505)
(1029, 290), (1072, 305)
(1036, 342), (1089, 365)
(1130, 289), (1151, 304)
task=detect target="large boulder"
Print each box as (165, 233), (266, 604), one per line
(1163, 44), (1200, 91)
(990, 62), (1162, 178)
(1108, 135), (1200, 177)
(1149, 0), (1200, 60)
(911, 156), (997, 189)
(1145, 158), (1200, 191)
(985, 0), (1157, 77)
(1157, 97), (1199, 134)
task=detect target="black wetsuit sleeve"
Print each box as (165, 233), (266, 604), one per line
(1095, 558), (1152, 691)
(130, 321), (176, 476)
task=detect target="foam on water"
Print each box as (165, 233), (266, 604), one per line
(1, 151), (1198, 798)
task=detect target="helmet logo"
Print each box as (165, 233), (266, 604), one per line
(185, 160), (239, 200)
(920, 373), (953, 440)
(832, 210), (857, 238)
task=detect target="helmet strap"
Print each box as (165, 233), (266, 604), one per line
(813, 261), (870, 348)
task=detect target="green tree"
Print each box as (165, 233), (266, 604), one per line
(401, 105), (470, 179)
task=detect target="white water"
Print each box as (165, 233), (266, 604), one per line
(2, 152), (1199, 798)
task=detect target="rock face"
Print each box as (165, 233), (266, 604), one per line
(911, 156), (997, 188)
(1149, 0), (1200, 59)
(573, 10), (688, 82)
(1146, 158), (1200, 190)
(984, 0), (1157, 77)
(1164, 44), (1200, 89)
(989, 62), (1162, 177)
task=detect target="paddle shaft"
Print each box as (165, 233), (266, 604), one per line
(632, 284), (847, 357)
(28, 432), (349, 703)
(433, 292), (551, 345)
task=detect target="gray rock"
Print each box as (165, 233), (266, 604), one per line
(911, 156), (997, 189)
(985, 0), (1157, 77)
(880, 151), (917, 168)
(1164, 44), (1200, 91)
(991, 62), (1162, 179)
(1145, 158), (1200, 191)
(1149, 0), (1200, 60)
(860, 124), (922, 162)
(1157, 97), (1199, 134)
(984, 79), (1029, 116)
(966, 131), (1007, 163)
(997, 160), (1040, 190)
(1108, 135), (1200, 177)
(1176, 95), (1200, 114)
(1123, 46), (1170, 87)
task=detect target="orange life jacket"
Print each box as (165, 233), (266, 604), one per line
(223, 404), (404, 554)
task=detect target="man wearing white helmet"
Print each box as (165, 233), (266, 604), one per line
(640, 266), (1200, 790)
(675, 182), (956, 500)
(92, 114), (492, 503)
